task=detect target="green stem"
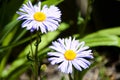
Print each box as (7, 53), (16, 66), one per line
(79, 0), (93, 37)
(69, 74), (73, 80)
(34, 31), (41, 80)
(34, 41), (38, 80)
(0, 34), (37, 51)
(30, 33), (34, 57)
(74, 69), (79, 80)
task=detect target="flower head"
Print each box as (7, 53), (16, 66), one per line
(17, 1), (61, 33)
(47, 37), (93, 73)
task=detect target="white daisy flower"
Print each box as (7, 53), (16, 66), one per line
(17, 1), (61, 33)
(47, 37), (93, 73)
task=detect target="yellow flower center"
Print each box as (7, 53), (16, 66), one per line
(64, 50), (76, 60)
(33, 12), (46, 22)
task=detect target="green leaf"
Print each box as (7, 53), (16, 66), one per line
(81, 34), (120, 47)
(19, 22), (69, 57)
(42, 0), (64, 6)
(1, 22), (69, 79)
(99, 27), (120, 35)
(0, 20), (19, 44)
(2, 27), (17, 46)
(80, 27), (120, 47)
(0, 0), (24, 26)
(7, 65), (29, 80)
(84, 27), (120, 39)
(1, 58), (27, 78)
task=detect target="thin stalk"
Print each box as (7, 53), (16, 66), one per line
(80, 0), (93, 37)
(0, 34), (37, 51)
(30, 33), (34, 57)
(74, 69), (79, 80)
(34, 31), (41, 80)
(34, 41), (39, 80)
(69, 74), (73, 80)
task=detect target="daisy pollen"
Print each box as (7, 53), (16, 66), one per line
(64, 50), (76, 60)
(48, 37), (93, 74)
(17, 1), (61, 33)
(33, 12), (46, 22)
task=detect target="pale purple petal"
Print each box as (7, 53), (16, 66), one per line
(17, 1), (61, 33)
(47, 37), (93, 74)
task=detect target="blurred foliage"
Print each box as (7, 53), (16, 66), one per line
(0, 0), (120, 80)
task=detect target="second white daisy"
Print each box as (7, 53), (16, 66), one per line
(47, 37), (93, 73)
(17, 1), (61, 33)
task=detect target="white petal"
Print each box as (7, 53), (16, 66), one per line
(57, 39), (67, 50)
(47, 52), (63, 58)
(76, 59), (89, 69)
(65, 37), (72, 50)
(79, 58), (91, 66)
(41, 5), (48, 12)
(77, 50), (93, 59)
(76, 46), (89, 53)
(50, 41), (65, 53)
(47, 6), (61, 18)
(16, 11), (26, 16)
(58, 60), (68, 73)
(48, 57), (64, 65)
(42, 20), (58, 32)
(27, 1), (34, 9)
(37, 22), (47, 33)
(67, 61), (73, 73)
(34, 2), (41, 12)
(22, 20), (32, 27)
(72, 60), (82, 71)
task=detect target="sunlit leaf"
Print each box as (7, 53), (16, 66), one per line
(81, 34), (120, 47)
(0, 20), (19, 44)
(42, 0), (64, 6)
(83, 27), (120, 39)
(1, 22), (69, 79)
